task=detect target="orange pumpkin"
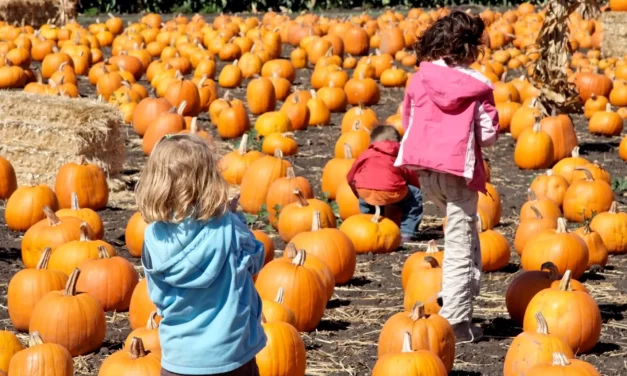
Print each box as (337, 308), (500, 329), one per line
(540, 113), (578, 162)
(0, 156), (17, 200)
(5, 184), (59, 231)
(142, 103), (186, 155)
(256, 318), (307, 376)
(321, 144), (355, 199)
(261, 287), (296, 326)
(240, 150), (292, 214)
(219, 134), (265, 185)
(98, 337), (161, 376)
(505, 262), (560, 325)
(7, 332), (73, 376)
(590, 201), (627, 255)
(277, 190), (336, 242)
(526, 352), (600, 375)
(265, 167), (313, 228)
(56, 192), (105, 239)
(588, 103), (623, 137)
(514, 122), (554, 170)
(552, 147), (590, 184)
(401, 240), (444, 290)
(563, 167), (613, 223)
(129, 279), (162, 330)
(529, 170), (570, 207)
(124, 311), (161, 354)
(403, 256), (443, 314)
(372, 332), (447, 376)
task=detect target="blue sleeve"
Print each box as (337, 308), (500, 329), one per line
(141, 247), (167, 316)
(231, 214), (265, 275)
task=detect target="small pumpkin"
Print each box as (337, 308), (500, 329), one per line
(247, 76), (276, 115)
(261, 132), (298, 156)
(334, 121), (371, 158)
(124, 311), (161, 354)
(278, 189), (336, 242)
(255, 111), (292, 137)
(132, 97), (172, 136)
(125, 212), (149, 258)
(372, 332), (448, 376)
(256, 317), (307, 376)
(590, 201), (627, 255)
(0, 331), (24, 372)
(280, 94), (310, 131)
(514, 205), (558, 255)
(340, 205), (402, 254)
(335, 181), (361, 220)
(514, 121), (554, 170)
(54, 160), (109, 211)
(584, 94), (609, 119)
(401, 240), (444, 290)
(526, 352), (600, 376)
(552, 147), (590, 184)
(529, 170), (569, 207)
(282, 244), (335, 301)
(478, 216), (511, 272)
(505, 262), (559, 325)
(307, 89), (331, 126)
(261, 287), (297, 326)
(478, 183), (502, 226)
(265, 167), (313, 229)
(341, 103), (379, 133)
(56, 192), (105, 239)
(589, 103), (623, 136)
(129, 279), (162, 330)
(563, 167), (613, 223)
(7, 332), (73, 376)
(574, 222), (609, 269)
(29, 269), (107, 357)
(403, 256), (443, 314)
(321, 144), (355, 200)
(98, 337), (161, 376)
(520, 189), (562, 222)
(5, 183), (59, 231)
(253, 230), (275, 266)
(142, 103), (186, 155)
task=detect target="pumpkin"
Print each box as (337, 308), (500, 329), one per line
(266, 167), (313, 228)
(403, 257), (443, 314)
(261, 132), (298, 156)
(563, 167), (613, 223)
(340, 205), (402, 254)
(261, 287), (296, 326)
(29, 269), (107, 356)
(256, 318), (307, 376)
(401, 240), (444, 290)
(575, 70), (613, 102)
(219, 134), (265, 185)
(261, 59), (296, 82)
(98, 337), (161, 376)
(280, 94), (310, 131)
(341, 103), (379, 133)
(0, 331), (24, 372)
(142, 103), (186, 155)
(620, 136), (627, 162)
(552, 147), (590, 184)
(612, 80), (627, 107)
(22, 207), (90, 269)
(514, 205), (558, 255)
(5, 184), (59, 231)
(282, 244), (335, 301)
(56, 192), (104, 239)
(317, 84), (347, 112)
(334, 121), (371, 158)
(76, 246), (140, 312)
(252, 230), (275, 266)
(540, 113), (578, 162)
(503, 313), (575, 376)
(129, 279), (162, 330)
(321, 144), (355, 199)
(48, 222), (116, 275)
(124, 311), (160, 354)
(571, 162), (611, 184)
(124, 212), (148, 258)
(7, 332), (73, 376)
(344, 72), (380, 106)
(255, 250), (327, 332)
(510, 98), (540, 140)
(496, 98), (522, 133)
(378, 302), (455, 373)
(520, 189), (562, 222)
(96, 71), (123, 99)
(54, 160), (109, 211)
(478, 183), (502, 226)
(0, 156), (17, 200)
(240, 150), (292, 214)
(277, 189), (336, 242)
(588, 104), (623, 136)
(514, 122), (554, 170)
(255, 111), (292, 137)
(590, 201), (627, 255)
(372, 332), (448, 376)
(521, 218), (589, 279)
(505, 262), (559, 325)
(335, 181), (361, 220)
(306, 89), (331, 126)
(8, 248), (68, 332)
(290, 210), (357, 285)
(523, 271), (602, 353)
(132, 97), (172, 136)
(526, 352), (600, 376)
(247, 76), (276, 115)
(573, 223), (609, 269)
(530, 170), (569, 207)
(218, 60), (242, 88)
(478, 217), (511, 272)
(584, 94), (609, 119)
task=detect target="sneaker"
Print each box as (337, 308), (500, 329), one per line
(401, 234), (416, 243)
(452, 322), (483, 344)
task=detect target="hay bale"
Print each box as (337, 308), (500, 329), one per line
(0, 0), (77, 27)
(601, 12), (627, 58)
(0, 92), (125, 187)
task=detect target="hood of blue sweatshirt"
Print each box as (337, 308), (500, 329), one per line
(142, 212), (266, 375)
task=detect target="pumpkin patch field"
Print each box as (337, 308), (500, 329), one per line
(3, 4), (627, 376)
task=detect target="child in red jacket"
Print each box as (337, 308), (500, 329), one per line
(346, 125), (423, 241)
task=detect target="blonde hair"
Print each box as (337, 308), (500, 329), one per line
(136, 134), (229, 223)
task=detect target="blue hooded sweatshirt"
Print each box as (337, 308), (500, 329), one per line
(141, 211), (267, 375)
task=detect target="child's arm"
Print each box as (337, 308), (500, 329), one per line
(232, 217), (265, 275)
(474, 93), (499, 147)
(400, 167), (420, 188)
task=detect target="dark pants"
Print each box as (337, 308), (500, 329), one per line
(358, 185), (423, 238)
(161, 359), (259, 376)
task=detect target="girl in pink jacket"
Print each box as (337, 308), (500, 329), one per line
(395, 11), (499, 343)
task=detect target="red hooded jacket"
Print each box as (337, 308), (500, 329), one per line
(346, 141), (420, 195)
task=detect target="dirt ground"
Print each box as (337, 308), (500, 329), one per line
(1, 12), (627, 376)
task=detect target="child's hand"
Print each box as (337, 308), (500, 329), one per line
(229, 193), (240, 213)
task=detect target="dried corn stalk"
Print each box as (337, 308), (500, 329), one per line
(528, 0), (600, 115)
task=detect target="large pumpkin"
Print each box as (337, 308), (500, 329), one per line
(124, 311), (161, 354)
(129, 279), (162, 330)
(321, 144), (355, 199)
(339, 205), (401, 254)
(539, 113), (578, 162)
(563, 167), (613, 223)
(8, 248), (68, 332)
(505, 262), (559, 325)
(55, 160), (109, 210)
(5, 184), (58, 231)
(520, 189), (562, 222)
(378, 302), (455, 373)
(290, 211), (357, 285)
(125, 211), (149, 257)
(523, 271), (602, 354)
(0, 331), (24, 373)
(261, 288), (297, 326)
(552, 147), (589, 184)
(98, 337), (161, 376)
(503, 312), (575, 376)
(266, 167), (313, 228)
(142, 103), (186, 155)
(574, 70), (613, 102)
(403, 257), (443, 314)
(256, 319), (306, 376)
(219, 134), (265, 185)
(277, 189), (336, 242)
(372, 332), (447, 376)
(255, 250), (327, 332)
(282, 244), (335, 301)
(56, 192), (105, 239)
(240, 150), (291, 214)
(7, 332), (73, 376)
(529, 170), (569, 208)
(401, 240), (444, 290)
(29, 269), (107, 357)
(132, 97), (172, 136)
(590, 201), (627, 255)
(526, 352), (600, 375)
(514, 122), (554, 170)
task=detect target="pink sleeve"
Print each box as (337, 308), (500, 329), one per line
(474, 94), (499, 147)
(401, 92), (413, 131)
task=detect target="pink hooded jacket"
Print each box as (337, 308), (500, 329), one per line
(394, 60), (499, 193)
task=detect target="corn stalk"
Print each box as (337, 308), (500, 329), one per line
(528, 0), (600, 116)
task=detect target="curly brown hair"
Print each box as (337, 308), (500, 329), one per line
(414, 10), (486, 66)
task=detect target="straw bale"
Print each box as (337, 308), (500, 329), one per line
(0, 92), (125, 187)
(0, 0), (76, 26)
(601, 12), (627, 58)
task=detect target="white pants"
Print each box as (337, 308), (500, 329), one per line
(418, 170), (481, 325)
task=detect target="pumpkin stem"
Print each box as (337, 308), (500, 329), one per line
(401, 332), (413, 353)
(556, 217), (568, 234)
(534, 312), (549, 335)
(69, 192), (81, 210)
(574, 167), (594, 181)
(546, 169), (554, 177)
(609, 201), (618, 214)
(371, 205), (381, 223)
(343, 144), (353, 159)
(552, 352), (571, 367)
(238, 134), (249, 155)
(177, 101), (188, 115)
(43, 206), (61, 226)
(311, 211), (322, 231)
(605, 103), (612, 112)
(197, 75), (207, 88)
(541, 262), (560, 280)
(147, 311), (159, 330)
(261, 313), (267, 324)
(529, 205), (543, 219)
(293, 189), (309, 207)
(274, 149), (284, 159)
(128, 337), (149, 359)
(275, 287), (285, 304)
(64, 268), (80, 296)
(97, 245), (111, 259)
(286, 167), (296, 179)
(558, 270), (573, 291)
(35, 248), (53, 270)
(284, 243), (297, 259)
(292, 249), (306, 266)
(79, 222), (91, 241)
(423, 256), (440, 268)
(28, 332), (45, 347)
(408, 302), (426, 321)
(532, 120), (541, 133)
(190, 117), (199, 133)
(425, 240), (439, 253)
